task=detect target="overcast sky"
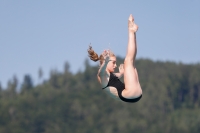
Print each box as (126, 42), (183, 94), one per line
(0, 0), (200, 88)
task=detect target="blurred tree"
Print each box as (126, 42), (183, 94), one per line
(21, 74), (33, 93)
(62, 61), (72, 90)
(49, 69), (59, 89)
(0, 82), (2, 91)
(38, 67), (43, 84)
(5, 75), (18, 98)
(64, 61), (70, 74)
(84, 59), (90, 69)
(0, 82), (2, 99)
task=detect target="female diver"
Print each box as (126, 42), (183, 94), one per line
(87, 14), (142, 103)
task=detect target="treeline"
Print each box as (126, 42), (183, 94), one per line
(0, 57), (200, 133)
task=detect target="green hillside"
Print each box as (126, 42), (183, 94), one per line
(0, 57), (200, 133)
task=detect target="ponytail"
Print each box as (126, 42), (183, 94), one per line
(87, 45), (115, 66)
(87, 46), (104, 65)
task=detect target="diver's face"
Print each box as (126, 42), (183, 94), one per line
(106, 56), (117, 73)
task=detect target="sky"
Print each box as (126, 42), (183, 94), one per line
(0, 0), (200, 88)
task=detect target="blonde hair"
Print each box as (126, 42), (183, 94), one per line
(87, 45), (115, 66)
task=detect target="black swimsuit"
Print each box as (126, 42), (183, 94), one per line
(102, 73), (142, 103)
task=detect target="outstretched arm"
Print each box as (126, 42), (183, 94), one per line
(97, 50), (110, 77)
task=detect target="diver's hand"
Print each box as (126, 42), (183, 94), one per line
(102, 50), (110, 63)
(119, 64), (124, 74)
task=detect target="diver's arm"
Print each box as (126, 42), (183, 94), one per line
(114, 64), (124, 78)
(98, 56), (109, 76)
(97, 50), (110, 77)
(114, 72), (124, 78)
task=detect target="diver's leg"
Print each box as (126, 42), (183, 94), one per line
(122, 14), (142, 98)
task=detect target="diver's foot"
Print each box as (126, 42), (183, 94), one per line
(128, 14), (138, 33)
